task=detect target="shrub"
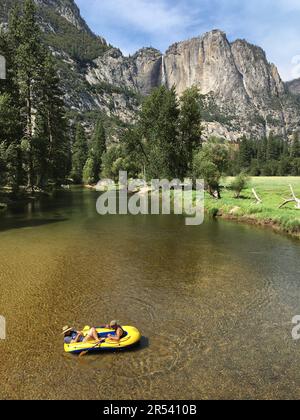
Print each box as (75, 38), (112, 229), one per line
(230, 173), (250, 198)
(208, 207), (219, 218)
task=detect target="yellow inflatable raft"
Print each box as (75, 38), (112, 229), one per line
(64, 326), (142, 354)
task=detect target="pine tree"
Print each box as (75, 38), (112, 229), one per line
(71, 123), (88, 184)
(0, 28), (23, 192)
(35, 53), (69, 186)
(257, 137), (267, 166)
(2, 0), (70, 191)
(88, 118), (106, 183)
(291, 132), (300, 158)
(10, 0), (45, 191)
(239, 137), (252, 169)
(266, 132), (280, 161)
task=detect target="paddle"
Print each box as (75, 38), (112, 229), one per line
(79, 339), (106, 357)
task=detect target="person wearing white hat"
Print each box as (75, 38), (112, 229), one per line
(62, 326), (83, 344)
(62, 326), (102, 345)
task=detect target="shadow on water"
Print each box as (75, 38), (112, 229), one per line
(74, 336), (149, 359)
(0, 217), (68, 233)
(130, 336), (149, 352)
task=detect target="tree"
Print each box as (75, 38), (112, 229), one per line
(121, 126), (146, 178)
(262, 160), (279, 176)
(201, 138), (230, 174)
(257, 137), (267, 167)
(34, 53), (69, 186)
(278, 157), (291, 176)
(101, 146), (123, 182)
(266, 132), (280, 161)
(290, 158), (300, 176)
(291, 132), (300, 158)
(178, 86), (202, 176)
(82, 157), (95, 185)
(192, 138), (229, 198)
(230, 173), (250, 198)
(139, 86), (180, 179)
(239, 137), (253, 170)
(88, 118), (106, 183)
(11, 0), (46, 191)
(0, 28), (23, 192)
(0, 0), (70, 192)
(71, 124), (88, 183)
(192, 153), (221, 198)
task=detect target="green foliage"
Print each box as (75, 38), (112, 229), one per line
(178, 86), (202, 176)
(192, 154), (220, 197)
(139, 86), (181, 179)
(39, 6), (110, 64)
(239, 137), (253, 170)
(291, 132), (300, 158)
(230, 173), (250, 198)
(35, 53), (70, 186)
(0, 0), (70, 191)
(119, 86), (203, 181)
(101, 144), (142, 182)
(200, 95), (233, 125)
(71, 123), (88, 183)
(82, 157), (94, 185)
(90, 82), (140, 102)
(208, 207), (220, 218)
(87, 118), (107, 183)
(101, 146), (122, 182)
(192, 138), (229, 198)
(230, 132), (299, 177)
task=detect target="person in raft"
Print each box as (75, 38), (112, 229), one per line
(62, 326), (104, 345)
(101, 320), (125, 342)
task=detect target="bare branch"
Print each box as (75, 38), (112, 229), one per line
(279, 185), (300, 209)
(252, 188), (262, 204)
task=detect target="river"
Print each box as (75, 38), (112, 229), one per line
(0, 188), (299, 399)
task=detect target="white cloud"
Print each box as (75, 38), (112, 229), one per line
(83, 0), (201, 38)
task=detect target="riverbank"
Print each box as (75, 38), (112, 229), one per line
(0, 186), (61, 212)
(85, 177), (300, 239)
(205, 177), (300, 239)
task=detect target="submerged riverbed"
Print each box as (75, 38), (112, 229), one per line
(0, 188), (300, 400)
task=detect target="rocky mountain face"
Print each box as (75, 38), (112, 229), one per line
(287, 78), (300, 96)
(162, 31), (299, 140)
(0, 1), (299, 140)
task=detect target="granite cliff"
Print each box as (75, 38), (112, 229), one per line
(0, 0), (299, 140)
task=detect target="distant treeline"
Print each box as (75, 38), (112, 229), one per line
(229, 134), (300, 176)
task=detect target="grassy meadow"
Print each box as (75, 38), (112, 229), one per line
(205, 177), (300, 237)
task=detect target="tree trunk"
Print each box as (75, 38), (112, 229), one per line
(26, 79), (34, 194)
(279, 185), (300, 209)
(252, 188), (262, 204)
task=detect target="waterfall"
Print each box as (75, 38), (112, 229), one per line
(161, 55), (166, 87)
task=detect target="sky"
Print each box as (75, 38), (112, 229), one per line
(75, 0), (300, 81)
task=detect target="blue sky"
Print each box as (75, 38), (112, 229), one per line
(76, 0), (300, 81)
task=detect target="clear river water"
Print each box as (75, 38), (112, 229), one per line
(0, 188), (300, 400)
